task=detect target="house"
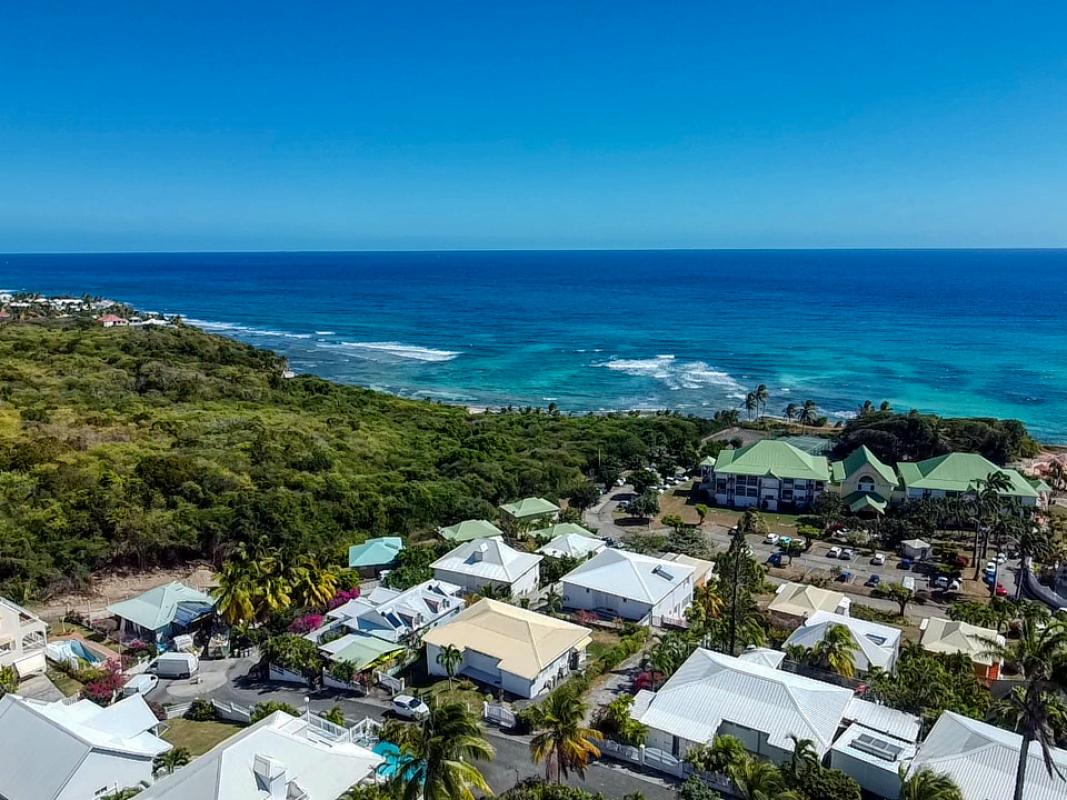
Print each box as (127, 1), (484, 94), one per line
(140, 710), (383, 800)
(737, 646), (785, 669)
(830, 445), (898, 516)
(323, 580), (465, 643)
(318, 631), (406, 677)
(560, 548), (694, 624)
(424, 599), (591, 698)
(830, 721), (919, 800)
(703, 440), (831, 511)
(530, 522), (598, 541)
(107, 581), (216, 645)
(97, 314), (129, 328)
(767, 582), (850, 621)
(919, 617), (1004, 680)
(438, 518), (505, 543)
(0, 693), (171, 800)
(660, 553), (716, 586)
(498, 497), (560, 528)
(1028, 476), (1053, 507)
(431, 539), (542, 598)
(906, 711), (1067, 800)
(896, 452), (1041, 507)
(347, 536), (404, 576)
(782, 610), (902, 674)
(900, 538), (932, 560)
(0, 597), (48, 677)
(537, 532), (606, 560)
(697, 455), (717, 483)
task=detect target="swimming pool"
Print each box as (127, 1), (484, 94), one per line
(46, 639), (107, 665)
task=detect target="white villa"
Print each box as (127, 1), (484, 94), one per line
(424, 599), (591, 698)
(431, 538), (542, 598)
(323, 580), (465, 643)
(0, 596), (48, 677)
(140, 710), (384, 800)
(537, 532), (606, 560)
(0, 693), (171, 800)
(782, 610), (902, 675)
(560, 548), (694, 624)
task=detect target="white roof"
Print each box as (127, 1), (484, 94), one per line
(901, 538), (931, 549)
(783, 610), (901, 672)
(910, 711), (1067, 800)
(737, 646), (785, 669)
(920, 617), (1004, 666)
(768, 582), (850, 619)
(843, 697), (922, 743)
(432, 539), (542, 584)
(141, 711), (384, 800)
(327, 579), (464, 642)
(831, 722), (918, 774)
(631, 648), (853, 755)
(0, 694), (170, 800)
(537, 533), (606, 559)
(561, 548), (694, 604)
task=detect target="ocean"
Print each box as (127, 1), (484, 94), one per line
(2, 250), (1066, 442)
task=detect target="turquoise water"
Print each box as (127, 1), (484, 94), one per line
(2, 250), (1066, 441)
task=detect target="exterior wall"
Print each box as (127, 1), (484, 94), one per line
(644, 721), (789, 764)
(829, 749), (901, 800)
(711, 473), (825, 511)
(560, 581), (654, 622)
(432, 565), (539, 598)
(56, 750), (156, 800)
(650, 577), (694, 622)
(840, 465), (896, 499)
(0, 602), (47, 676)
(427, 641), (578, 699)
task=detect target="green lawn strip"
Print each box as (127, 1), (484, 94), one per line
(162, 718), (244, 755)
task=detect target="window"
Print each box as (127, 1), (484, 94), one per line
(858, 476), (875, 493)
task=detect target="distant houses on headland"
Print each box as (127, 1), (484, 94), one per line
(0, 291), (176, 328)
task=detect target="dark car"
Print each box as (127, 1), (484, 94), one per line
(837, 571), (853, 583)
(767, 553), (785, 567)
(865, 574), (881, 587)
(899, 558), (913, 570)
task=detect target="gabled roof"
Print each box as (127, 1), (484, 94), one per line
(320, 632), (405, 669)
(896, 452), (1039, 498)
(561, 548), (694, 604)
(140, 711), (383, 800)
(842, 491), (887, 514)
(530, 522), (598, 540)
(499, 497), (560, 519)
(713, 440), (831, 482)
(831, 445), (898, 485)
(439, 519), (504, 543)
(783, 611), (901, 672)
(631, 648), (854, 755)
(107, 581), (215, 632)
(348, 536), (404, 568)
(1028, 476), (1053, 493)
(661, 552), (716, 584)
(537, 533), (606, 559)
(432, 539), (542, 584)
(327, 579), (464, 642)
(920, 617), (1004, 666)
(909, 711), (1067, 800)
(424, 599), (591, 680)
(0, 694), (170, 800)
(698, 455), (717, 467)
(768, 582), (850, 619)
(737, 646), (785, 669)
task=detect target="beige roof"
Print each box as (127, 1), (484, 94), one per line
(423, 599), (591, 680)
(661, 553), (715, 584)
(768, 582), (850, 619)
(920, 617), (1004, 666)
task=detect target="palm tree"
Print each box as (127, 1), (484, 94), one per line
(899, 766), (963, 800)
(686, 734), (749, 775)
(390, 701), (494, 800)
(879, 400), (892, 412)
(729, 757), (801, 800)
(744, 392), (757, 421)
(153, 746), (191, 776)
(858, 399), (875, 417)
(213, 561), (257, 624)
(322, 705), (347, 726)
(436, 644), (463, 691)
(786, 735), (820, 779)
(530, 691), (602, 784)
(784, 403), (799, 427)
(754, 384), (769, 420)
(799, 400), (818, 426)
(812, 623), (858, 678)
(288, 555), (338, 609)
(544, 588), (563, 615)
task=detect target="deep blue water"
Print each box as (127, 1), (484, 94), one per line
(2, 250), (1066, 441)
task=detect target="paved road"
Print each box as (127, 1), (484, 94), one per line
(152, 657), (679, 800)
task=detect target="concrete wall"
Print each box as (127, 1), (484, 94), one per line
(432, 565), (539, 598)
(561, 582), (654, 622)
(427, 640), (581, 699)
(830, 749), (901, 800)
(56, 750), (154, 800)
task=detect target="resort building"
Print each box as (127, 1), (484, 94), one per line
(107, 581), (216, 646)
(139, 710), (383, 800)
(782, 610), (902, 675)
(323, 580), (465, 644)
(906, 711), (1067, 800)
(896, 452), (1041, 506)
(830, 445), (898, 516)
(347, 536), (404, 576)
(0, 693), (171, 800)
(560, 548), (694, 624)
(919, 617), (1004, 680)
(498, 497), (560, 528)
(767, 582), (850, 621)
(702, 440), (830, 512)
(0, 596), (47, 677)
(438, 518), (504, 544)
(537, 531), (606, 560)
(431, 538), (542, 598)
(424, 599), (591, 698)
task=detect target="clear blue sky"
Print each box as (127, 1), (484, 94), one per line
(3, 2), (1067, 251)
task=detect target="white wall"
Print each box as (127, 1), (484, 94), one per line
(650, 577), (694, 622)
(432, 565), (539, 598)
(57, 750), (154, 800)
(561, 582), (653, 622)
(427, 640), (583, 699)
(830, 749), (901, 800)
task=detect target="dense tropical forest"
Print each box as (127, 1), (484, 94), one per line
(0, 321), (712, 598)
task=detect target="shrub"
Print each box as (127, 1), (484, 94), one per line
(288, 613), (326, 634)
(185, 697), (217, 721)
(678, 776), (721, 800)
(251, 700), (301, 723)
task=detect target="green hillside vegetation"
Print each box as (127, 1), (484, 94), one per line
(0, 322), (711, 599)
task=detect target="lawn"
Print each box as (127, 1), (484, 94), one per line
(45, 667), (83, 697)
(422, 679), (487, 712)
(586, 630), (622, 661)
(162, 718), (243, 755)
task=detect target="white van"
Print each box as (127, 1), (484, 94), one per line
(151, 651), (199, 679)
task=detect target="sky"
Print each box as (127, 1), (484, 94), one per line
(2, 2), (1067, 251)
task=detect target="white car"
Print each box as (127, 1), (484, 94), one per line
(392, 694), (430, 720)
(870, 552), (886, 566)
(122, 674), (159, 697)
(840, 548), (854, 561)
(996, 553), (1008, 564)
(984, 561), (998, 574)
(827, 546), (842, 559)
(764, 533), (780, 545)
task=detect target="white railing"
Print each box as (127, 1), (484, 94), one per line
(212, 699), (252, 724)
(482, 701), (516, 728)
(164, 702), (193, 719)
(596, 740), (734, 793)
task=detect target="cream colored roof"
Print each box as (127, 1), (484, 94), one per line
(423, 599), (591, 680)
(661, 553), (716, 583)
(768, 582), (850, 619)
(920, 617), (1004, 666)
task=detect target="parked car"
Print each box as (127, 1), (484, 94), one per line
(899, 558), (913, 570)
(983, 572), (997, 585)
(996, 553), (1008, 564)
(995, 583), (1009, 597)
(767, 553), (785, 567)
(151, 652), (199, 679)
(827, 546), (842, 559)
(984, 561), (998, 574)
(837, 571), (853, 583)
(933, 576), (949, 589)
(764, 533), (780, 545)
(122, 674), (159, 697)
(392, 694), (430, 720)
(840, 548), (854, 561)
(871, 552), (886, 566)
(865, 574), (881, 587)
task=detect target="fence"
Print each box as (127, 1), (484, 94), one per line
(597, 740), (735, 795)
(212, 699), (252, 724)
(164, 702), (193, 719)
(374, 669), (405, 694)
(482, 701), (516, 728)
(322, 671), (368, 694)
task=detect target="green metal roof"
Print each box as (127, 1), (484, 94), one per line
(896, 453), (1039, 498)
(842, 490), (888, 514)
(106, 581), (215, 632)
(329, 634), (404, 670)
(713, 440), (831, 482)
(830, 445), (898, 486)
(348, 536), (404, 568)
(1028, 477), (1053, 493)
(499, 497), (560, 519)
(530, 522), (598, 540)
(439, 518), (504, 542)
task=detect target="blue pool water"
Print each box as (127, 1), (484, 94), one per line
(47, 639), (106, 665)
(2, 249), (1066, 440)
